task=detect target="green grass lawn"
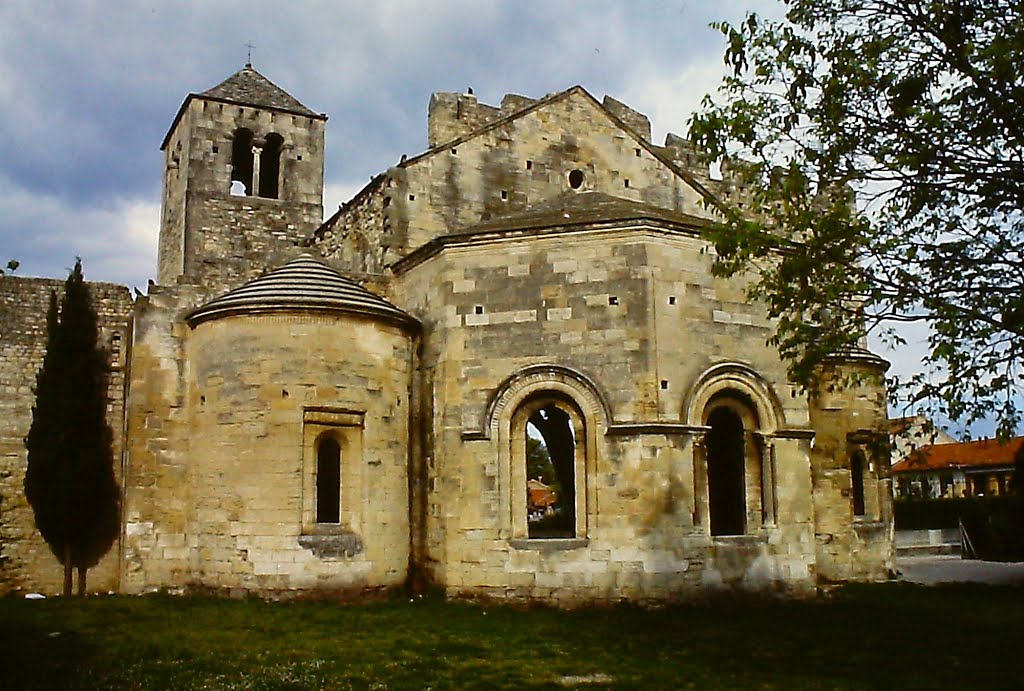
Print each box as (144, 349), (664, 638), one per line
(1, 583), (1020, 690)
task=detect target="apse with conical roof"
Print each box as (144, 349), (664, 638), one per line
(187, 254), (417, 329)
(181, 252), (417, 594)
(156, 65), (327, 292)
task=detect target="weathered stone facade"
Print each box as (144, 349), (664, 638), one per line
(0, 66), (893, 601)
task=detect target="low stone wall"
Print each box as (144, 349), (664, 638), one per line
(895, 529), (961, 557)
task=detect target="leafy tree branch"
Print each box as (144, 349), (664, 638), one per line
(690, 0), (1024, 436)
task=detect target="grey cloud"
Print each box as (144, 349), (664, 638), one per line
(0, 0), (765, 285)
(0, 0), (962, 429)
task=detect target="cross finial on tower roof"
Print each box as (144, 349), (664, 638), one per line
(245, 42), (255, 68)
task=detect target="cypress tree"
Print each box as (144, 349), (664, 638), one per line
(24, 259), (119, 596)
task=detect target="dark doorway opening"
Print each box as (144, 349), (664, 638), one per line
(707, 406), (746, 536)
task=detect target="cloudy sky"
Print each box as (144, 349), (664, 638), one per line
(1, 0), (770, 287)
(3, 1), (982, 432)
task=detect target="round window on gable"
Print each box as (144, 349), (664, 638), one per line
(568, 169), (584, 190)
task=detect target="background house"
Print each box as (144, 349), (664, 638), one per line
(889, 414), (958, 467)
(892, 437), (1022, 499)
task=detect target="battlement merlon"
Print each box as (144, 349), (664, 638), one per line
(601, 95), (651, 141)
(427, 90), (663, 149)
(428, 92), (501, 148)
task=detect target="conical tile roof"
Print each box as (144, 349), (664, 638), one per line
(186, 255), (417, 329)
(200, 65), (318, 116)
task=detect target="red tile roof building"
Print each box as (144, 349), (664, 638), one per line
(891, 437), (1022, 499)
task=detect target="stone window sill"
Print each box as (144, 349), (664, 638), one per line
(710, 533), (769, 547)
(508, 538), (589, 551)
(229, 194), (286, 206)
(852, 520), (888, 535)
(298, 530), (363, 558)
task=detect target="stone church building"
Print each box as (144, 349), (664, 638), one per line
(0, 66), (893, 601)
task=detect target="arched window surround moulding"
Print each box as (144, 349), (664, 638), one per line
(463, 364), (612, 442)
(683, 362), (790, 535)
(683, 362), (786, 433)
(467, 364), (608, 544)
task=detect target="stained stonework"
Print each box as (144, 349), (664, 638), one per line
(389, 221), (823, 599)
(118, 256), (417, 597)
(0, 70), (893, 601)
(314, 87), (714, 275)
(125, 312), (414, 594)
(314, 175), (391, 273)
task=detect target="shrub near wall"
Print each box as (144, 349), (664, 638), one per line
(895, 497), (1024, 561)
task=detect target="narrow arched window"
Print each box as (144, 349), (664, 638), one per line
(231, 128), (255, 195)
(259, 133), (284, 199)
(316, 436), (341, 523)
(851, 450), (866, 516)
(706, 406), (746, 536)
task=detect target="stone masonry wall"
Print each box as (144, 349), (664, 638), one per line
(427, 92), (653, 149)
(427, 92), (503, 148)
(121, 303), (414, 595)
(158, 107), (193, 285)
(119, 286), (198, 593)
(317, 89), (717, 274)
(392, 227), (819, 601)
(184, 315), (413, 594)
(313, 176), (393, 274)
(187, 194), (320, 296)
(0, 276), (133, 595)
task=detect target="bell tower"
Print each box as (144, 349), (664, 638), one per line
(157, 64), (327, 292)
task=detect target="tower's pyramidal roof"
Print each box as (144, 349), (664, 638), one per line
(200, 64), (317, 117)
(161, 65), (324, 150)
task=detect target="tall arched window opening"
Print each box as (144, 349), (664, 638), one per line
(525, 404), (577, 538)
(231, 128), (254, 195)
(259, 133), (284, 199)
(706, 406), (747, 536)
(316, 436), (341, 523)
(508, 393), (587, 540)
(850, 449), (866, 517)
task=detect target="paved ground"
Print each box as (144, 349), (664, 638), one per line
(896, 555), (1024, 586)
